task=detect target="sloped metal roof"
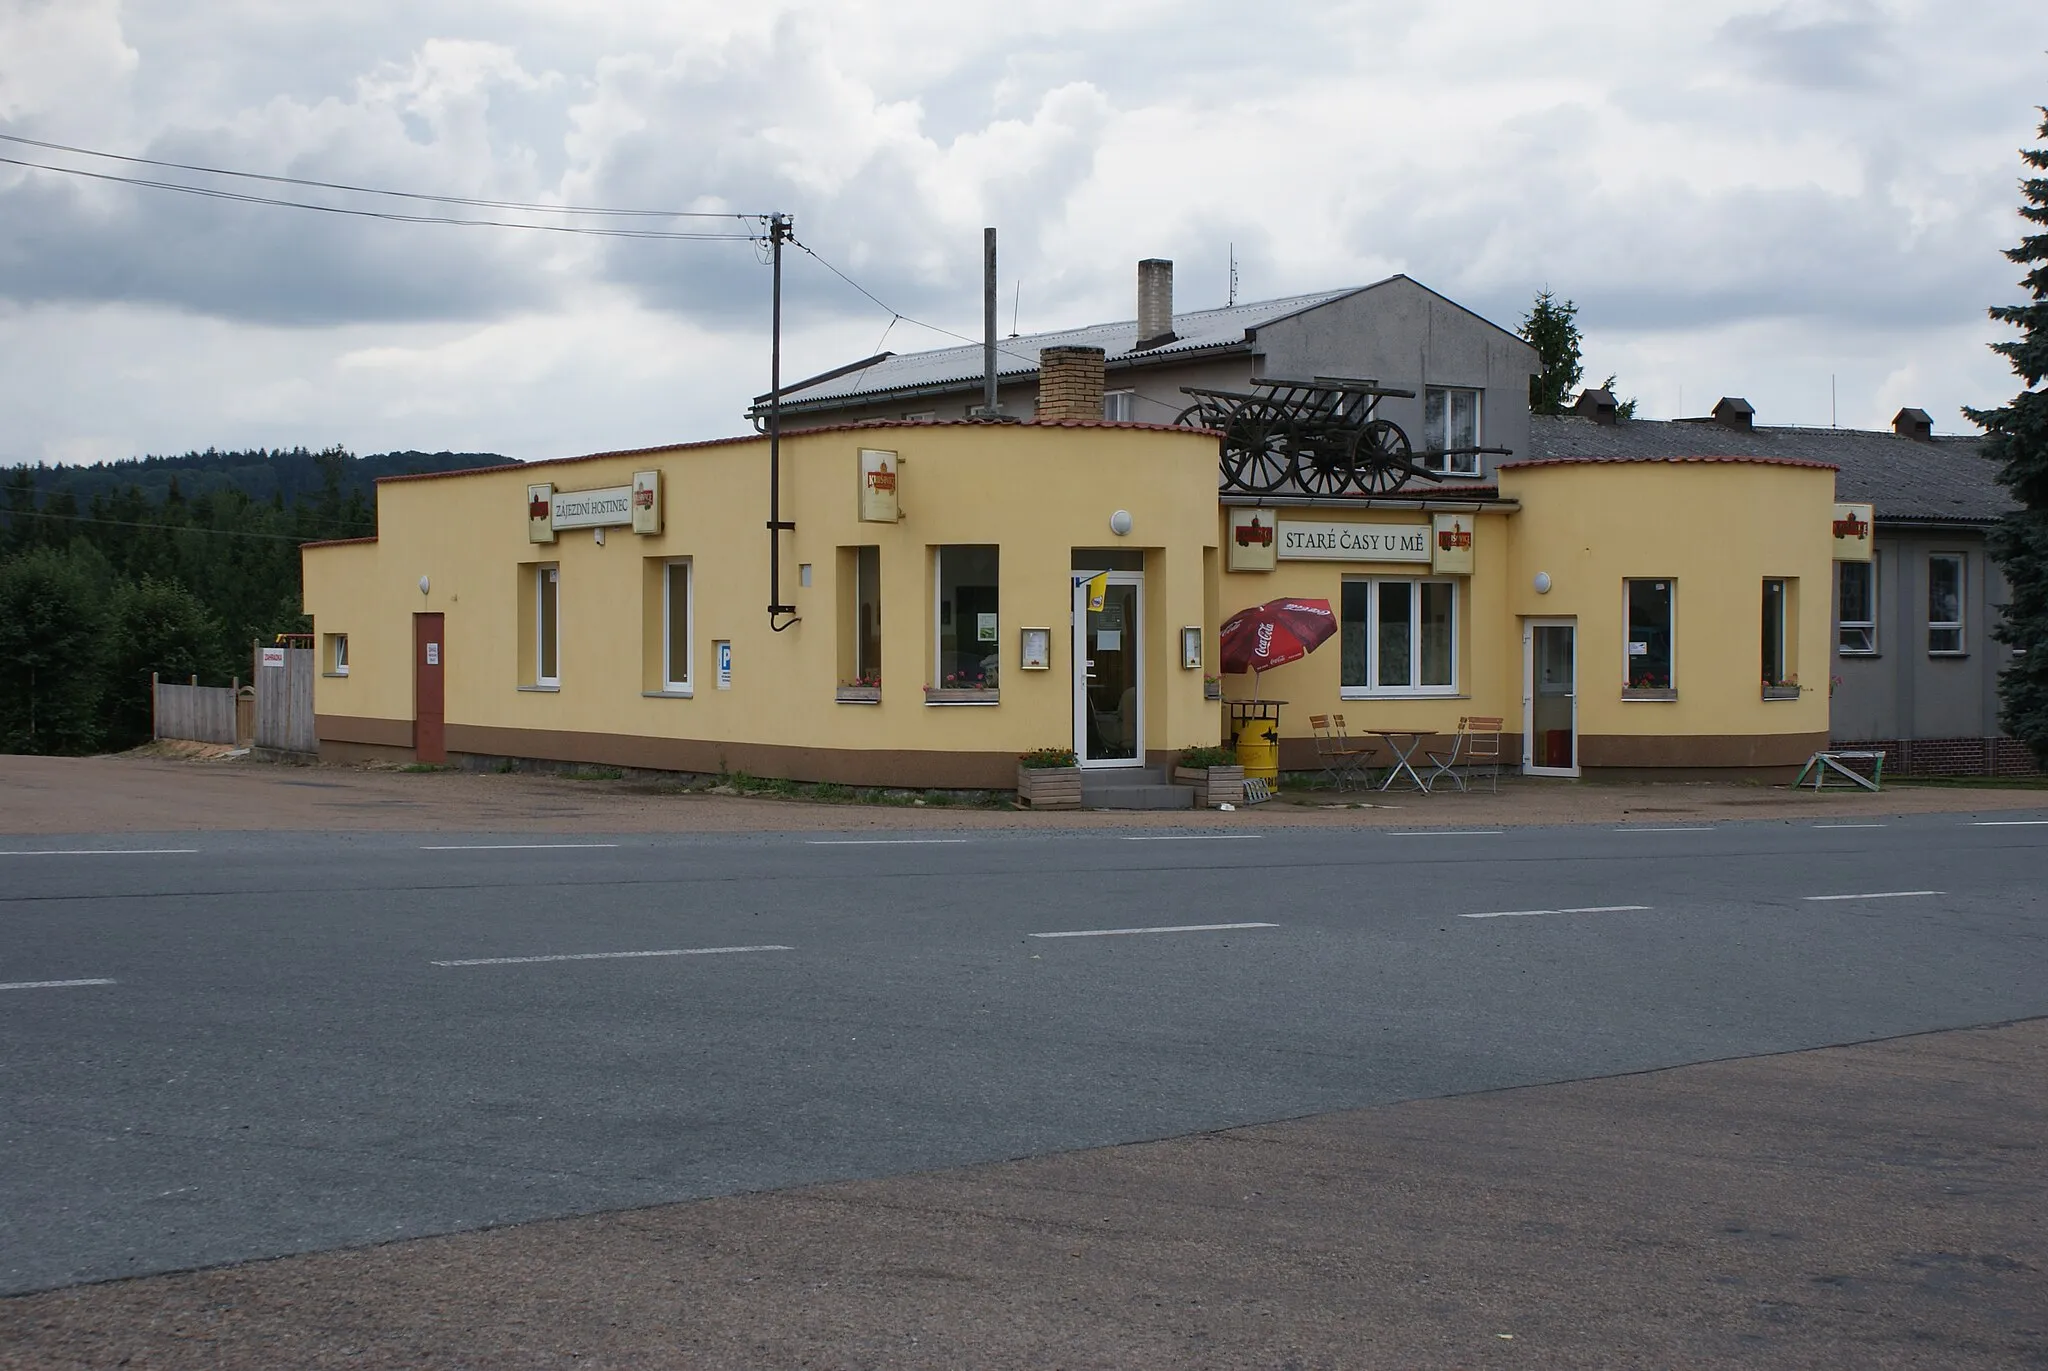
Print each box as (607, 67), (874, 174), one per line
(1528, 414), (2012, 524)
(771, 287), (1363, 408)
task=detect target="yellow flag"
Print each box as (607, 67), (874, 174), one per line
(1085, 572), (1108, 613)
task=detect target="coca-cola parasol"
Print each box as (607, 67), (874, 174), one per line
(1219, 597), (1337, 697)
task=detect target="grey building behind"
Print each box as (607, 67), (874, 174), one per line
(757, 260), (1539, 490)
(1532, 400), (2032, 775)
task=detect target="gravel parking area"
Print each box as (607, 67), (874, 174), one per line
(2, 750), (2042, 836)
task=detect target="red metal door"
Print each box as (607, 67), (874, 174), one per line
(414, 613), (445, 764)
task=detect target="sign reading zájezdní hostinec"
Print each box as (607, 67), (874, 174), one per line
(1275, 519), (1430, 563)
(527, 471), (662, 542)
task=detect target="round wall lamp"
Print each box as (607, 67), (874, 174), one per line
(1109, 509), (1134, 537)
(1533, 571), (1552, 594)
(418, 575), (431, 596)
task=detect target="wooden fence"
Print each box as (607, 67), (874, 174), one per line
(151, 675), (239, 745)
(253, 645), (317, 755)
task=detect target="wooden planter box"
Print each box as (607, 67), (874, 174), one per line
(1174, 764), (1245, 808)
(1016, 764), (1082, 809)
(1621, 686), (1678, 702)
(1761, 684), (1801, 701)
(835, 685), (881, 704)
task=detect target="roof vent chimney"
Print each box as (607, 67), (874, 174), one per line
(1575, 387), (1619, 426)
(1136, 258), (1176, 351)
(1036, 346), (1108, 422)
(1712, 396), (1754, 432)
(1893, 407), (1933, 441)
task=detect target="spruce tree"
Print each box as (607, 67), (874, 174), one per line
(1966, 109), (2048, 766)
(1520, 289), (1583, 415)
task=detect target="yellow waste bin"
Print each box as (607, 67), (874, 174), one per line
(1226, 700), (1285, 781)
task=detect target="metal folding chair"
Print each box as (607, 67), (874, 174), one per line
(1423, 727), (1466, 793)
(1310, 713), (1373, 791)
(1427, 716), (1503, 794)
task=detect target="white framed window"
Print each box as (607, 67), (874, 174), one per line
(1624, 579), (1674, 689)
(1423, 387), (1482, 476)
(933, 544), (1000, 692)
(536, 563), (560, 686)
(326, 633), (349, 676)
(1838, 557), (1877, 655)
(1928, 553), (1965, 655)
(662, 559), (692, 693)
(1102, 389), (1136, 422)
(902, 410), (936, 421)
(1340, 577), (1457, 696)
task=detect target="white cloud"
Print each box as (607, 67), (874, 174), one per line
(0, 0), (2041, 465)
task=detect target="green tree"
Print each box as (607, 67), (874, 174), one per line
(103, 576), (226, 750)
(0, 545), (115, 753)
(1966, 108), (2048, 766)
(1521, 289), (1583, 414)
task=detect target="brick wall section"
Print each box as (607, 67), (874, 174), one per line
(1831, 736), (2043, 777)
(1037, 346), (1108, 422)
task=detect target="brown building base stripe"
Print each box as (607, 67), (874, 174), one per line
(316, 715), (414, 749)
(318, 718), (1837, 789)
(441, 723), (1020, 790)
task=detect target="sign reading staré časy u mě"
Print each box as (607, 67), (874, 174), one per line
(1275, 519), (1431, 563)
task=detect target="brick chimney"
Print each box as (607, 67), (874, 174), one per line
(1136, 258), (1176, 351)
(1893, 407), (1933, 441)
(1712, 396), (1754, 431)
(1575, 387), (1618, 426)
(1036, 346), (1108, 422)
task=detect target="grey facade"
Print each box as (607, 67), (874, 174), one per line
(1531, 407), (2030, 774)
(757, 266), (1539, 488)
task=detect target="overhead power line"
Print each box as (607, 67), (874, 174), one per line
(788, 237), (1192, 419)
(790, 237), (1043, 370)
(0, 131), (757, 223)
(0, 155), (762, 240)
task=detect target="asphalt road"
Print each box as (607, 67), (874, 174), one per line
(4, 811), (2046, 1296)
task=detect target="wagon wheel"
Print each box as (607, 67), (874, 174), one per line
(1173, 402), (1220, 430)
(1219, 399), (1296, 494)
(1293, 428), (1357, 498)
(1350, 419), (1416, 494)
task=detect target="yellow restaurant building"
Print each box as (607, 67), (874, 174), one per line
(302, 417), (1868, 789)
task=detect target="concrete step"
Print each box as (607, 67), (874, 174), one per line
(1080, 765), (1168, 796)
(1083, 783), (1195, 811)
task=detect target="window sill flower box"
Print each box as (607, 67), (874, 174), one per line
(835, 685), (881, 704)
(1761, 684), (1801, 701)
(1173, 764), (1245, 808)
(1620, 687), (1678, 702)
(925, 687), (999, 705)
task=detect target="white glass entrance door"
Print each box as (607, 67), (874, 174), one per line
(1523, 619), (1578, 777)
(1074, 573), (1143, 766)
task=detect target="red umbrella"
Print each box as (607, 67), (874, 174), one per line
(1220, 597), (1337, 696)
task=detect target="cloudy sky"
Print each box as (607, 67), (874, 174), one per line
(0, 0), (2041, 466)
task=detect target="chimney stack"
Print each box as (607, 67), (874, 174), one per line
(1712, 396), (1755, 432)
(1575, 387), (1619, 426)
(1036, 346), (1108, 422)
(1136, 258), (1176, 350)
(1893, 407), (1933, 441)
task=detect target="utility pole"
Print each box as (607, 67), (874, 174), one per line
(979, 226), (1000, 416)
(1228, 242), (1238, 307)
(767, 212), (798, 629)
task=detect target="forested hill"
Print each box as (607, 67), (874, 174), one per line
(7, 446), (513, 509)
(0, 446), (515, 756)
